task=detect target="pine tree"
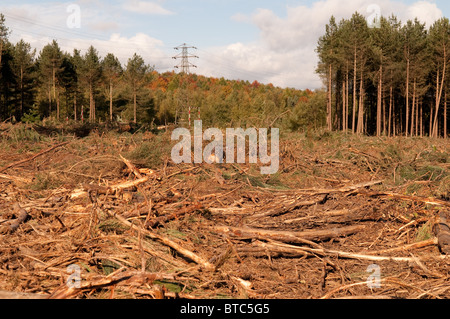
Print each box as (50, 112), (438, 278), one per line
(125, 53), (149, 124)
(0, 14), (10, 73)
(38, 40), (62, 119)
(11, 39), (36, 119)
(80, 46), (102, 123)
(317, 16), (339, 131)
(429, 18), (450, 138)
(102, 53), (122, 122)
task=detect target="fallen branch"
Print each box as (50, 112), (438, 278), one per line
(0, 203), (29, 233)
(0, 173), (32, 184)
(70, 176), (150, 200)
(294, 180), (383, 196)
(49, 270), (176, 299)
(106, 210), (215, 271)
(0, 141), (70, 173)
(120, 154), (143, 178)
(212, 225), (365, 243)
(248, 240), (416, 263)
(362, 191), (450, 208)
(249, 195), (327, 220)
(145, 202), (203, 228)
(366, 238), (439, 255)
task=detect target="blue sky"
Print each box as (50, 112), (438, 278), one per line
(1, 0), (449, 89)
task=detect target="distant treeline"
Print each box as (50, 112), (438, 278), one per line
(0, 13), (324, 131)
(317, 12), (450, 138)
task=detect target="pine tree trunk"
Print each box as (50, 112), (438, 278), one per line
(48, 89), (52, 116)
(352, 47), (357, 134)
(377, 64), (382, 137)
(430, 105), (434, 137)
(89, 83), (95, 123)
(410, 79), (416, 137)
(133, 89), (137, 124)
(20, 66), (24, 118)
(52, 67), (56, 100)
(327, 64), (332, 131)
(56, 89), (60, 121)
(434, 50), (446, 138)
(445, 91), (448, 139)
(110, 80), (113, 122)
(415, 96), (419, 137)
(342, 80), (346, 132)
(346, 64), (349, 132)
(388, 86), (393, 137)
(74, 93), (77, 121)
(357, 68), (364, 134)
(405, 57), (410, 137)
(420, 102), (423, 137)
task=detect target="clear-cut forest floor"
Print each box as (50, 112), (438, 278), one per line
(0, 123), (449, 299)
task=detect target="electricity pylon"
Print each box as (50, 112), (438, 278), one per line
(173, 43), (198, 74)
(173, 44), (199, 127)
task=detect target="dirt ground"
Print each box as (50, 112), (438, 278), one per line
(0, 124), (449, 299)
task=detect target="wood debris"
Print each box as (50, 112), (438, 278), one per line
(0, 130), (449, 299)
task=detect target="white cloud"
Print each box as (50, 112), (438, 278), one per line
(122, 0), (174, 15)
(200, 0), (444, 89)
(405, 1), (443, 27)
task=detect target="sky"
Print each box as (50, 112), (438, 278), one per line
(1, 0), (450, 90)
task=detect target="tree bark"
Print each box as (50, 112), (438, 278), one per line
(357, 68), (364, 134)
(410, 79), (416, 137)
(388, 86), (393, 137)
(212, 225), (366, 243)
(89, 83), (95, 123)
(20, 66), (24, 118)
(445, 91), (448, 139)
(352, 47), (357, 134)
(406, 57), (410, 137)
(133, 89), (137, 124)
(110, 80), (113, 122)
(74, 93), (77, 121)
(342, 79), (346, 132)
(345, 63), (349, 132)
(434, 47), (446, 138)
(327, 64), (332, 131)
(377, 64), (382, 136)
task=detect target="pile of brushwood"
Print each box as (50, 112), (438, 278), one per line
(0, 123), (449, 299)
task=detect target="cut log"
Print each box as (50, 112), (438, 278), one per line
(433, 212), (450, 255)
(212, 225), (365, 243)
